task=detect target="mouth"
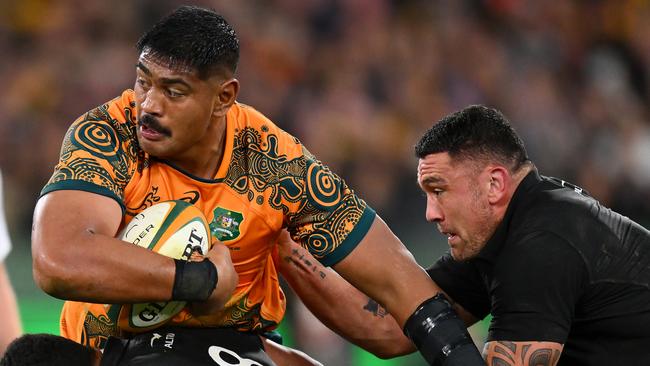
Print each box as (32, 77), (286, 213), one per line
(138, 115), (170, 141)
(439, 228), (459, 244)
(139, 123), (165, 141)
(445, 233), (459, 243)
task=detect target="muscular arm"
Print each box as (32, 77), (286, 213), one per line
(483, 341), (563, 366)
(279, 230), (481, 358)
(331, 216), (442, 327)
(277, 230), (414, 358)
(31, 190), (236, 307)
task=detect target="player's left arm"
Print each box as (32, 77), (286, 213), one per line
(331, 215), (441, 327)
(277, 230), (415, 358)
(332, 215), (487, 365)
(286, 144), (484, 365)
(483, 341), (563, 366)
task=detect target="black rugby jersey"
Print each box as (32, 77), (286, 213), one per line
(428, 170), (650, 366)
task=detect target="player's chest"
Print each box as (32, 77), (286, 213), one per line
(121, 167), (282, 263)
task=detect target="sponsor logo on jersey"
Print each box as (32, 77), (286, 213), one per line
(149, 332), (175, 349)
(149, 333), (161, 347)
(179, 190), (200, 204)
(208, 345), (262, 366)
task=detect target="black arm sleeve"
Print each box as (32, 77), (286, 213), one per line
(488, 231), (586, 342)
(426, 253), (491, 320)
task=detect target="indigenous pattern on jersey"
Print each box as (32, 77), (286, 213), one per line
(43, 89), (375, 349)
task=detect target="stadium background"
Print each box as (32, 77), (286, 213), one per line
(1, 0), (650, 364)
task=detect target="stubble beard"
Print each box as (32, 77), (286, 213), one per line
(457, 186), (497, 261)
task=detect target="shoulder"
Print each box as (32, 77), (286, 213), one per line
(41, 91), (142, 203)
(228, 102), (304, 158)
(494, 230), (588, 298)
(66, 90), (139, 155)
(510, 176), (634, 268)
(83, 89), (137, 128)
(501, 230), (585, 265)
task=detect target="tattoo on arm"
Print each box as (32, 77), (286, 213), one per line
(484, 341), (562, 366)
(362, 298), (388, 318)
(283, 248), (327, 279)
(282, 245), (391, 319)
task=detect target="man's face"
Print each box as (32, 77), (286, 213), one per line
(417, 152), (498, 261)
(133, 51), (221, 159)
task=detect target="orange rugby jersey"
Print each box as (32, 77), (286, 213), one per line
(42, 89), (375, 349)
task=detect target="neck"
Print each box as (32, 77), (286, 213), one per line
(510, 162), (535, 188)
(492, 162), (535, 222)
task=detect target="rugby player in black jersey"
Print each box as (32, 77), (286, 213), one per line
(278, 104), (650, 366)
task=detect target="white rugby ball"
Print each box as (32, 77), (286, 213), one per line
(111, 200), (211, 332)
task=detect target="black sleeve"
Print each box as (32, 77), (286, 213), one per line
(426, 253), (491, 320)
(488, 231), (586, 343)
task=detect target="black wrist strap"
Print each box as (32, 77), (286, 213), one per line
(171, 258), (218, 302)
(403, 293), (484, 366)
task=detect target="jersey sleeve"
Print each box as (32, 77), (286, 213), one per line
(285, 144), (376, 267)
(40, 100), (139, 212)
(426, 253), (491, 320)
(488, 231), (586, 343)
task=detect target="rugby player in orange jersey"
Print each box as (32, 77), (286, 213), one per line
(31, 6), (482, 365)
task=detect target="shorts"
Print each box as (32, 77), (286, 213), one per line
(100, 326), (276, 366)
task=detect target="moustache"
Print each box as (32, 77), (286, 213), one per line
(138, 114), (171, 136)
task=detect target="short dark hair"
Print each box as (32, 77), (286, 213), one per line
(0, 334), (94, 366)
(415, 105), (529, 171)
(136, 5), (239, 79)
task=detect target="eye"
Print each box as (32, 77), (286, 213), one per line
(166, 89), (184, 98)
(136, 78), (150, 89)
(432, 189), (444, 196)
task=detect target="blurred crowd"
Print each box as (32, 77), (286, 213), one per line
(2, 0), (650, 235)
(1, 0), (650, 363)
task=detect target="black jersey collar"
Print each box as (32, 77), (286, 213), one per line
(474, 169), (542, 264)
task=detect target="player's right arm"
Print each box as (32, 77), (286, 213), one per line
(32, 190), (237, 309)
(32, 106), (236, 310)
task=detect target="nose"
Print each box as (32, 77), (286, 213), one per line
(140, 88), (163, 117)
(425, 196), (443, 223)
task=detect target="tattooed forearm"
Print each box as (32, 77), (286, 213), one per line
(362, 298), (388, 318)
(484, 341), (562, 366)
(529, 348), (561, 366)
(282, 248), (327, 279)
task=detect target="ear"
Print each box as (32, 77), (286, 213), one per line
(212, 78), (240, 118)
(485, 166), (509, 204)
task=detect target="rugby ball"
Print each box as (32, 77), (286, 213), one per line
(111, 200), (211, 332)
